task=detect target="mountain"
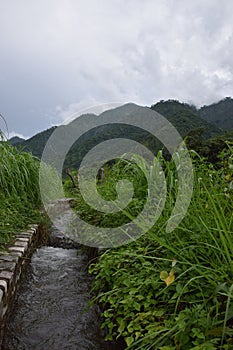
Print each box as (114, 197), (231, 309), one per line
(12, 98), (233, 168)
(199, 97), (233, 130)
(15, 126), (57, 158)
(62, 104), (162, 169)
(9, 136), (25, 145)
(151, 100), (222, 138)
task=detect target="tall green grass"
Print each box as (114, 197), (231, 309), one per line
(0, 131), (41, 248)
(69, 146), (233, 349)
(0, 142), (40, 203)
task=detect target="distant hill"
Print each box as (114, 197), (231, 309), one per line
(199, 97), (233, 130)
(15, 126), (57, 158)
(63, 104), (166, 169)
(9, 136), (25, 145)
(41, 105), (161, 170)
(151, 100), (222, 138)
(11, 97), (233, 168)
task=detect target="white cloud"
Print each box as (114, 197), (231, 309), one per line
(53, 99), (132, 125)
(8, 131), (29, 140)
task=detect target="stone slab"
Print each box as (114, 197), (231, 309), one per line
(0, 262), (16, 272)
(8, 246), (26, 254)
(0, 280), (8, 294)
(14, 241), (28, 248)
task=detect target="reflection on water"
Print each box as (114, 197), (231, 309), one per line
(1, 246), (111, 350)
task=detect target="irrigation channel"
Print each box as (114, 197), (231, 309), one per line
(1, 206), (124, 350)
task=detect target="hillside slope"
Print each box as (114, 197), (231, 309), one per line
(199, 97), (233, 130)
(14, 126), (57, 158)
(11, 98), (233, 168)
(9, 136), (25, 145)
(151, 100), (222, 138)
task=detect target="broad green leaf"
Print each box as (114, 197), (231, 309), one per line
(125, 336), (134, 347)
(160, 270), (168, 281)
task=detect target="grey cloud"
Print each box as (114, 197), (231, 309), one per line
(0, 0), (233, 136)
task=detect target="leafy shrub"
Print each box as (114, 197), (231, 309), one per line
(82, 148), (233, 349)
(0, 137), (42, 248)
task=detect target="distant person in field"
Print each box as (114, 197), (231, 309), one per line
(97, 167), (104, 183)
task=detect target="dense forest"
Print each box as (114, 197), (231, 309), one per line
(11, 97), (233, 170)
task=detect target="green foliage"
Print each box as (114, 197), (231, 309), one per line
(0, 142), (40, 203)
(66, 147), (233, 349)
(14, 126), (57, 158)
(151, 100), (222, 139)
(185, 127), (205, 152)
(199, 97), (233, 130)
(0, 138), (42, 248)
(63, 123), (162, 170)
(66, 160), (148, 229)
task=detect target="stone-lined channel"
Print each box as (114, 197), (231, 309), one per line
(1, 217), (124, 350)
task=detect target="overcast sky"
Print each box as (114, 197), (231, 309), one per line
(0, 0), (233, 139)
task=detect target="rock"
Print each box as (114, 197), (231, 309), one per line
(48, 226), (81, 249)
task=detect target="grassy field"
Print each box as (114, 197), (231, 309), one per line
(0, 131), (42, 250)
(66, 146), (233, 349)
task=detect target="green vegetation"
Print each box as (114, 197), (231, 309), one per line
(3, 98), (233, 347)
(151, 99), (221, 139)
(67, 145), (233, 349)
(0, 130), (42, 249)
(199, 97), (233, 130)
(13, 126), (57, 158)
(11, 98), (233, 171)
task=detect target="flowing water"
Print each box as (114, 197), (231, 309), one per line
(1, 243), (120, 350)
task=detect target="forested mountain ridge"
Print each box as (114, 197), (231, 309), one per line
(9, 136), (25, 145)
(151, 99), (222, 138)
(13, 126), (57, 159)
(10, 97), (233, 168)
(199, 97), (233, 129)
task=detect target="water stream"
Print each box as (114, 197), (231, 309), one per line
(1, 237), (121, 349)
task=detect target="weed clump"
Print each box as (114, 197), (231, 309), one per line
(0, 131), (42, 249)
(68, 146), (233, 349)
